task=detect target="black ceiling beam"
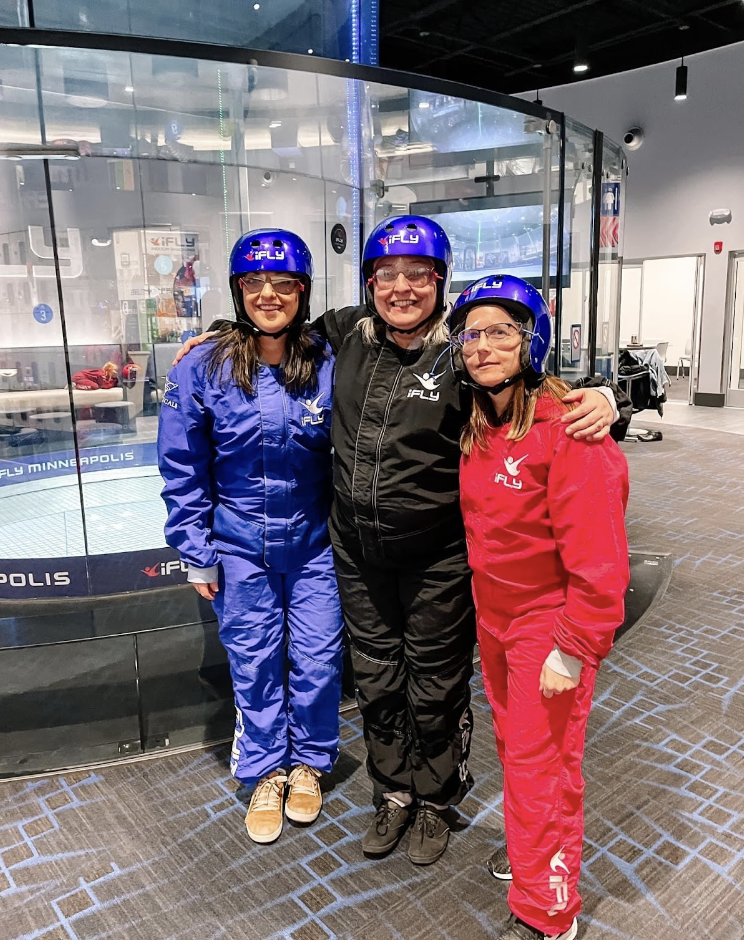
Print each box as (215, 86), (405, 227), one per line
(383, 0), (462, 35)
(414, 0), (605, 71)
(618, 0), (727, 32)
(386, 26), (538, 69)
(501, 5), (739, 81)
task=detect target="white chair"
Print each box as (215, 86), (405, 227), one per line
(677, 338), (692, 380)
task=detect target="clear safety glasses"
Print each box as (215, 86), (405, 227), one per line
(454, 322), (532, 351)
(367, 265), (441, 289)
(239, 275), (304, 296)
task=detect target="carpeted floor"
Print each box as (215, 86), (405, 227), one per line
(1, 425), (743, 940)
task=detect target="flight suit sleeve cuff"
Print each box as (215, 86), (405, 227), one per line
(594, 385), (619, 423)
(545, 647), (583, 681)
(187, 564), (219, 584)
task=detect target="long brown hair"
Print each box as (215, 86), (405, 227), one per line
(206, 323), (326, 396)
(461, 374), (573, 456)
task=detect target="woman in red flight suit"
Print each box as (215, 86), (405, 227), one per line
(452, 275), (630, 940)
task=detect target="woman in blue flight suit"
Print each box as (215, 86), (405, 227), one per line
(158, 230), (343, 845)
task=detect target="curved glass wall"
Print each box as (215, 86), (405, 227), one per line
(0, 39), (624, 775)
(0, 0), (378, 63)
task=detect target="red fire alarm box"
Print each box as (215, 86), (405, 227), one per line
(714, 241), (723, 254)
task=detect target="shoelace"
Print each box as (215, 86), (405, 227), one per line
(287, 765), (320, 797)
(250, 774), (288, 813)
(414, 806), (441, 838)
(374, 800), (398, 833)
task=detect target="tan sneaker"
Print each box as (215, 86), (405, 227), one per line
(245, 771), (288, 844)
(285, 764), (322, 823)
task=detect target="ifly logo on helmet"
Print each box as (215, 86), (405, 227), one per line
(379, 232), (420, 247)
(244, 250), (285, 261)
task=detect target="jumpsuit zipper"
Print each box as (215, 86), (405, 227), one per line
(371, 362), (405, 543)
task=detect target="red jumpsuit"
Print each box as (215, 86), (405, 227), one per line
(460, 396), (629, 935)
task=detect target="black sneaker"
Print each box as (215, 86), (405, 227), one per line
(487, 844), (513, 881)
(362, 800), (412, 856)
(497, 914), (578, 940)
(407, 805), (450, 866)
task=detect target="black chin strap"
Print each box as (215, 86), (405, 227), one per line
(460, 367), (546, 395)
(378, 309), (441, 336)
(236, 318), (295, 339)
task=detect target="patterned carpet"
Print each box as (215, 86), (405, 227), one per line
(1, 424), (743, 940)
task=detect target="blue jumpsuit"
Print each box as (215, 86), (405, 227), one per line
(157, 341), (344, 783)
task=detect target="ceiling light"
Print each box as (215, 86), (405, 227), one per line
(418, 101), (430, 109)
(125, 85), (134, 92)
(675, 61), (688, 100)
(91, 238), (111, 247)
(307, 48), (314, 54)
(573, 39), (589, 74)
(269, 120), (282, 128)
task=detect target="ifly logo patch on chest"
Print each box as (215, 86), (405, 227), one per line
(495, 454), (528, 490)
(407, 371), (443, 402)
(300, 394), (325, 426)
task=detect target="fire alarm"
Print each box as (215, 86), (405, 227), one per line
(714, 241), (723, 254)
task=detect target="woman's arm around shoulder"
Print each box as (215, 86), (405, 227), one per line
(314, 304), (369, 355)
(546, 423), (630, 669)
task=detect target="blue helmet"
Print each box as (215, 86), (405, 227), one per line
(229, 229), (314, 327)
(362, 215), (452, 311)
(451, 274), (553, 377)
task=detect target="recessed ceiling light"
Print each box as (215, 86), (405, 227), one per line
(269, 120), (281, 128)
(573, 62), (589, 74)
(125, 85), (134, 92)
(307, 48), (314, 54)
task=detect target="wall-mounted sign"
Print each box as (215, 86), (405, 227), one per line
(570, 324), (582, 364)
(600, 182), (620, 252)
(331, 223), (347, 255)
(32, 303), (54, 324)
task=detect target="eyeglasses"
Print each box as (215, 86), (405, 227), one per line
(454, 322), (531, 351)
(367, 265), (440, 289)
(239, 275), (304, 296)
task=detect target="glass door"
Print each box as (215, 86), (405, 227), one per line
(726, 253), (744, 407)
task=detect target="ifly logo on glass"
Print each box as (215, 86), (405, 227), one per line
(142, 560), (189, 578)
(244, 250), (285, 261)
(0, 571), (71, 588)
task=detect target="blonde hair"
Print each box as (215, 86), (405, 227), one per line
(355, 311), (450, 347)
(461, 374), (573, 456)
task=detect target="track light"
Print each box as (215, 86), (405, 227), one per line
(675, 60), (688, 100)
(573, 39), (589, 74)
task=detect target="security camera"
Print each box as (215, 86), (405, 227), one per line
(261, 170), (277, 187)
(622, 127), (644, 151)
(709, 208), (732, 225)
